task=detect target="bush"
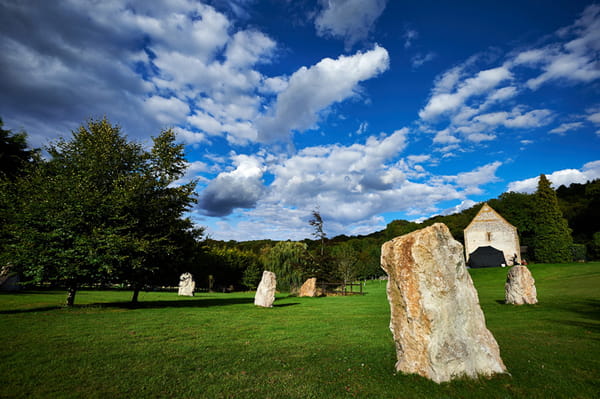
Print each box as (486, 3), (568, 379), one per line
(571, 244), (587, 262)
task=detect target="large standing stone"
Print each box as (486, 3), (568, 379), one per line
(505, 265), (538, 305)
(254, 271), (276, 307)
(381, 223), (506, 383)
(299, 277), (318, 297)
(178, 272), (195, 296)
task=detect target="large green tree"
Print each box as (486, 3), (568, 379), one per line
(0, 119), (39, 269)
(532, 174), (573, 263)
(12, 118), (200, 305)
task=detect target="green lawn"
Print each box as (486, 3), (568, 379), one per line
(1, 263), (598, 398)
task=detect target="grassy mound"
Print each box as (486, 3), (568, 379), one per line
(1, 262), (598, 398)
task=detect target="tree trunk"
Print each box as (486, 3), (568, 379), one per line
(131, 287), (140, 304)
(65, 285), (77, 307)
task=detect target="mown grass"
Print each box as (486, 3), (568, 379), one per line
(0, 263), (598, 398)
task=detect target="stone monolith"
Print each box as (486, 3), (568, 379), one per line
(299, 278), (318, 297)
(505, 265), (537, 305)
(178, 272), (195, 296)
(254, 271), (276, 307)
(381, 223), (506, 383)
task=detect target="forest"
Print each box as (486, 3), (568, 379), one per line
(1, 117), (599, 304)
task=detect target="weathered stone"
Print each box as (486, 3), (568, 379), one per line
(254, 271), (276, 307)
(299, 278), (318, 297)
(381, 223), (506, 383)
(178, 272), (195, 296)
(505, 265), (537, 305)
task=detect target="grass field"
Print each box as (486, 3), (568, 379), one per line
(1, 263), (598, 398)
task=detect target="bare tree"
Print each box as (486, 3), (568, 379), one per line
(309, 208), (326, 256)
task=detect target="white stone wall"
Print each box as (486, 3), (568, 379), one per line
(464, 204), (520, 265)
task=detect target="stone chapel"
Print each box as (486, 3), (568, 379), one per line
(464, 203), (521, 267)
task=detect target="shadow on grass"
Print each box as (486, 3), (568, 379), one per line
(0, 306), (63, 314)
(273, 303), (300, 308)
(551, 299), (600, 333)
(0, 296), (306, 313)
(99, 296), (257, 310)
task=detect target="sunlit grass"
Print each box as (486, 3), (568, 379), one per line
(1, 262), (598, 398)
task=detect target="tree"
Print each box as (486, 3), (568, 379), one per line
(11, 118), (200, 305)
(0, 119), (39, 269)
(112, 128), (202, 303)
(309, 208), (326, 256)
(331, 242), (358, 284)
(263, 241), (308, 292)
(0, 118), (38, 180)
(532, 174), (573, 263)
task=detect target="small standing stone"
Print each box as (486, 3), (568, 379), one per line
(299, 278), (318, 297)
(178, 272), (195, 296)
(381, 223), (506, 383)
(505, 265), (538, 305)
(254, 271), (276, 307)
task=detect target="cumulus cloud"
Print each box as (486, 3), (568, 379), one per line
(507, 160), (600, 193)
(0, 0), (279, 146)
(197, 154), (265, 216)
(314, 0), (388, 49)
(256, 45), (390, 142)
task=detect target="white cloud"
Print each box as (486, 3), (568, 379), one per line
(356, 121), (369, 135)
(174, 127), (208, 145)
(441, 199), (478, 216)
(144, 96), (190, 125)
(587, 108), (600, 124)
(256, 45), (390, 142)
(314, 0), (388, 49)
(194, 129), (503, 237)
(411, 52), (436, 68)
(225, 30), (276, 68)
(549, 121), (584, 134)
(507, 160), (600, 193)
(475, 107), (554, 129)
(444, 161), (502, 194)
(419, 66), (512, 121)
(516, 4), (600, 89)
(433, 129), (460, 144)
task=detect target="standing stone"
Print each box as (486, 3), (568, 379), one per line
(299, 278), (318, 297)
(254, 271), (276, 307)
(505, 265), (538, 305)
(381, 223), (506, 383)
(178, 272), (195, 296)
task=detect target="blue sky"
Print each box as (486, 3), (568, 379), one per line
(1, 0), (599, 241)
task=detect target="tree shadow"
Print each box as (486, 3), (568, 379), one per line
(495, 299), (506, 304)
(0, 294), (305, 313)
(0, 296), (259, 313)
(100, 296), (256, 309)
(0, 306), (63, 314)
(550, 299), (600, 334)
